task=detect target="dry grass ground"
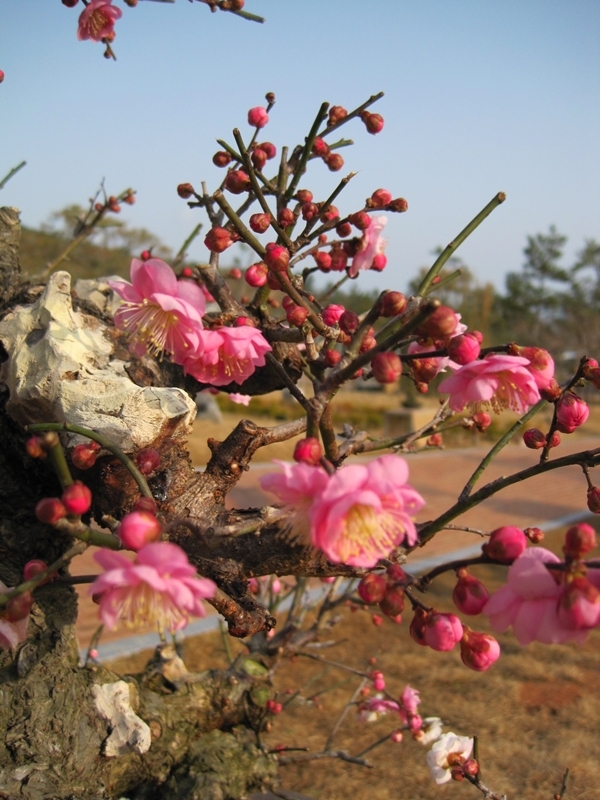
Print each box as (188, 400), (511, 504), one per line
(107, 522), (600, 800)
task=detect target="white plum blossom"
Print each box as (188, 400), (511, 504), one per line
(426, 731), (474, 784)
(415, 716), (444, 746)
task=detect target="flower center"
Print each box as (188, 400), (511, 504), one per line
(337, 503), (406, 563)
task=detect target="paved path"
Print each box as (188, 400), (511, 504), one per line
(72, 434), (598, 654)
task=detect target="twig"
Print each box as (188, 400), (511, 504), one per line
(325, 678), (368, 751)
(278, 750), (372, 768)
(0, 160), (26, 190)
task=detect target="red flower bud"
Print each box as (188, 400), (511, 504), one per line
(556, 392), (589, 433)
(245, 262), (268, 287)
(278, 208), (295, 228)
(426, 433), (443, 447)
(324, 349), (342, 367)
(212, 150), (232, 168)
(379, 586), (405, 617)
(23, 559), (53, 584)
(558, 576), (600, 629)
(360, 111), (384, 134)
(62, 481), (92, 516)
(388, 197), (409, 213)
(71, 442), (99, 470)
(204, 227), (236, 253)
(295, 189), (313, 203)
(423, 611), (463, 651)
(325, 152), (344, 172)
(320, 204), (340, 223)
(540, 378), (561, 402)
(339, 310), (359, 335)
(328, 105), (348, 125)
(25, 436), (46, 459)
(62, 0), (79, 6)
(371, 352), (402, 384)
(409, 608), (429, 646)
(124, 193), (135, 205)
(524, 526), (545, 543)
(359, 335), (377, 353)
(377, 291), (407, 318)
(301, 202), (319, 222)
(118, 511), (162, 550)
(249, 212), (271, 233)
(416, 305), (459, 339)
(140, 250), (152, 261)
(251, 147), (267, 170)
(293, 437), (323, 466)
(369, 188), (393, 209)
(563, 523), (597, 559)
(322, 304), (345, 326)
(177, 182), (194, 199)
(4, 592), (33, 624)
(460, 628), (500, 671)
(483, 526), (527, 562)
(370, 253), (387, 272)
(349, 211), (371, 231)
(248, 106), (269, 128)
(588, 487), (600, 514)
(133, 496), (158, 515)
(313, 251), (332, 271)
(264, 243), (290, 272)
(225, 169), (251, 194)
(447, 333), (481, 365)
(453, 569), (490, 615)
(472, 412), (491, 431)
(286, 304), (309, 327)
(335, 221), (353, 238)
(523, 428), (547, 449)
(135, 448), (160, 475)
(311, 137), (330, 157)
(229, 268), (242, 280)
(258, 141), (276, 159)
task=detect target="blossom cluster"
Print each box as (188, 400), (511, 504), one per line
(108, 257), (271, 387)
(260, 454), (425, 568)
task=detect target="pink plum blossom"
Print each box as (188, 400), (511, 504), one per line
(90, 542), (216, 632)
(484, 547), (599, 645)
(514, 346), (555, 391)
(77, 0), (122, 42)
(401, 685), (421, 715)
(0, 581), (30, 650)
(229, 393), (251, 406)
(427, 732), (474, 784)
(260, 460), (330, 543)
(349, 215), (387, 277)
(309, 455), (425, 567)
(437, 354), (541, 414)
(184, 326), (271, 387)
(109, 258), (206, 363)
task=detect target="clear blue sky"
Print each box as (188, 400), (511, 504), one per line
(1, 0), (599, 293)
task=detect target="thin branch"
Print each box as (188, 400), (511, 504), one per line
(0, 160), (26, 190)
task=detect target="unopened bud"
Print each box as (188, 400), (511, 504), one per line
(369, 188), (393, 209)
(325, 152), (344, 171)
(258, 141), (276, 159)
(339, 310), (360, 335)
(293, 437), (323, 466)
(278, 208), (295, 227)
(588, 487), (600, 514)
(247, 106), (269, 128)
(213, 150), (232, 168)
(524, 526), (545, 543)
(523, 428), (547, 449)
(204, 227), (236, 253)
(336, 221), (353, 238)
(35, 497), (67, 525)
(296, 189), (313, 203)
(245, 262), (268, 287)
(264, 243), (290, 272)
(225, 169), (251, 194)
(324, 349), (341, 367)
(371, 352), (402, 384)
(360, 111), (384, 134)
(357, 573), (387, 604)
(348, 211), (371, 231)
(62, 481), (92, 515)
(483, 526), (527, 562)
(177, 182), (194, 199)
(328, 105), (348, 125)
(135, 448), (160, 475)
(311, 137), (330, 157)
(388, 197), (409, 212)
(286, 304), (309, 327)
(251, 147), (267, 170)
(563, 522), (597, 559)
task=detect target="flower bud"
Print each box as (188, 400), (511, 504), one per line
(370, 670), (385, 691)
(62, 0), (79, 6)
(124, 193), (135, 205)
(409, 608), (429, 646)
(377, 291), (407, 318)
(245, 262), (268, 287)
(371, 352), (402, 384)
(416, 305), (459, 339)
(204, 227), (236, 253)
(369, 189), (393, 209)
(360, 335), (377, 353)
(133, 496), (158, 515)
(483, 526), (527, 562)
(278, 208), (295, 228)
(320, 204), (340, 223)
(390, 730), (403, 743)
(524, 526), (545, 543)
(266, 271), (282, 290)
(293, 437), (323, 466)
(177, 182), (194, 199)
(251, 147), (267, 170)
(35, 497), (67, 525)
(265, 699), (283, 714)
(357, 573), (387, 604)
(453, 569), (490, 615)
(4, 592), (33, 624)
(556, 392), (589, 433)
(379, 586), (405, 617)
(325, 153), (344, 171)
(118, 511), (162, 550)
(264, 243), (290, 272)
(286, 304), (309, 327)
(563, 523), (597, 559)
(309, 250), (330, 272)
(71, 442), (100, 470)
(311, 137), (330, 157)
(62, 482), (92, 516)
(447, 333), (481, 365)
(424, 612), (463, 651)
(540, 378), (561, 402)
(450, 767), (465, 782)
(388, 197), (409, 212)
(463, 759), (480, 778)
(558, 576), (600, 629)
(511, 345), (555, 390)
(523, 428), (547, 449)
(335, 221), (353, 238)
(296, 189), (313, 203)
(426, 433), (443, 447)
(249, 212), (271, 233)
(370, 253), (387, 272)
(23, 559), (53, 584)
(410, 358), (439, 384)
(135, 448), (160, 475)
(225, 169), (251, 194)
(248, 106), (269, 128)
(472, 412), (491, 431)
(360, 111), (384, 134)
(140, 250), (152, 261)
(587, 487), (600, 514)
(213, 150), (232, 168)
(324, 349), (341, 367)
(25, 436), (46, 459)
(339, 310), (360, 335)
(229, 268), (242, 280)
(349, 211), (371, 231)
(258, 141), (277, 159)
(328, 105), (348, 125)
